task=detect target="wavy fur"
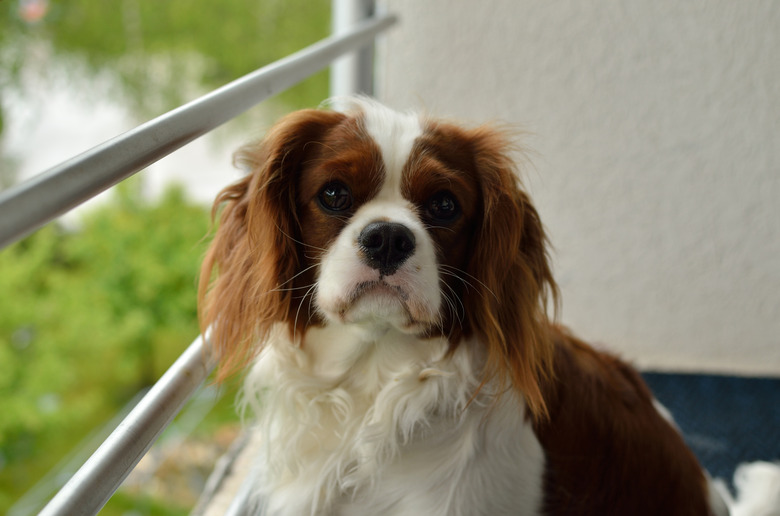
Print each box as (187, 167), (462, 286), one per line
(198, 98), (728, 516)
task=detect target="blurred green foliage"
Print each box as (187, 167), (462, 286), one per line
(0, 183), (216, 513)
(0, 0), (331, 115)
(0, 1), (331, 512)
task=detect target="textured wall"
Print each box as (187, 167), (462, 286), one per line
(376, 1), (779, 374)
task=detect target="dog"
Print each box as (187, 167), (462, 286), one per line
(198, 97), (732, 515)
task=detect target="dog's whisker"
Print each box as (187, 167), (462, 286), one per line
(440, 265), (498, 300)
(440, 283), (465, 325)
(270, 283), (317, 293)
(274, 223), (328, 253)
(273, 263), (320, 291)
(423, 223), (457, 234)
(293, 283), (319, 336)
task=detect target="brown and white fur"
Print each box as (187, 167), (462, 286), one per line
(199, 97), (734, 515)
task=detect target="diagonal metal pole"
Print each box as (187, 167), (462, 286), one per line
(0, 13), (396, 251)
(38, 335), (214, 516)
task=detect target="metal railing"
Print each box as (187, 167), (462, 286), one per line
(0, 10), (394, 251)
(0, 3), (396, 515)
(39, 337), (214, 516)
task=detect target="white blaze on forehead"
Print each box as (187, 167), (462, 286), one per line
(358, 99), (423, 201)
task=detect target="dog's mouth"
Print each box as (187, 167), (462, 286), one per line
(334, 280), (434, 331)
(337, 280), (408, 318)
(350, 280), (410, 304)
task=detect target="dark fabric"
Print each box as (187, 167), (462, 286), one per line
(642, 372), (780, 487)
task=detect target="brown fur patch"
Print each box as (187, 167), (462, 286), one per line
(198, 110), (384, 380)
(535, 326), (712, 514)
(407, 120), (559, 419)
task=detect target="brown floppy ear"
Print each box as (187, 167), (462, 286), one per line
(464, 127), (559, 420)
(199, 109), (346, 381)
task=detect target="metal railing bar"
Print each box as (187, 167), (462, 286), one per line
(331, 0), (377, 96)
(225, 468), (258, 516)
(0, 13), (397, 251)
(7, 388), (150, 516)
(38, 335), (215, 516)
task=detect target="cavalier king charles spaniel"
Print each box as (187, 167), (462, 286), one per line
(198, 98), (732, 515)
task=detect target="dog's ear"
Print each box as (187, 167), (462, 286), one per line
(464, 127), (559, 420)
(199, 109), (346, 381)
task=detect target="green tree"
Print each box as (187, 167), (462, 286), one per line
(0, 2), (331, 511)
(0, 0), (331, 116)
(0, 183), (212, 513)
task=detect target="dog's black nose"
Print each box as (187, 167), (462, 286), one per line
(358, 222), (416, 276)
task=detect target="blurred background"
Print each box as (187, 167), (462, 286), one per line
(0, 1), (330, 514)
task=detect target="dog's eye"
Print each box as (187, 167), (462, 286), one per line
(318, 182), (353, 212)
(426, 191), (460, 222)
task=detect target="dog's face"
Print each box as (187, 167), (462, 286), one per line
(298, 107), (480, 338)
(199, 99), (557, 417)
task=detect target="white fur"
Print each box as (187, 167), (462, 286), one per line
(341, 96), (423, 204)
(715, 462), (780, 516)
(242, 326), (545, 516)
(239, 100), (546, 515)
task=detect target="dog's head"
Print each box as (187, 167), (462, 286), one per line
(199, 98), (557, 417)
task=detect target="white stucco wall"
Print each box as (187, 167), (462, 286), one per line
(376, 1), (779, 374)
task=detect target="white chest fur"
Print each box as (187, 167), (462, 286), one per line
(241, 324), (546, 516)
